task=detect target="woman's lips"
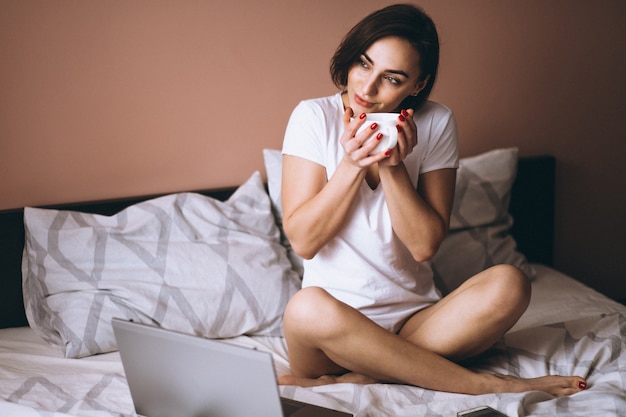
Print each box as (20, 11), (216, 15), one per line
(354, 94), (374, 108)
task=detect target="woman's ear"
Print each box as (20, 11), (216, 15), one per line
(412, 75), (430, 96)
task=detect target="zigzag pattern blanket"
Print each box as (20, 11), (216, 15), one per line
(1, 313), (624, 417)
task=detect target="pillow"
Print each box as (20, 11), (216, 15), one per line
(429, 148), (535, 294)
(263, 149), (304, 278)
(264, 147), (534, 295)
(22, 171), (301, 358)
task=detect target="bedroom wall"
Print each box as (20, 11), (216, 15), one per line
(1, 1), (625, 300)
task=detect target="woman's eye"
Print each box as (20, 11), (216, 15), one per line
(385, 76), (400, 85)
(359, 59), (369, 69)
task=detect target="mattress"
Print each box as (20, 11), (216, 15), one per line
(1, 264), (625, 417)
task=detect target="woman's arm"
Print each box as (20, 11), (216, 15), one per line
(377, 108), (456, 262)
(379, 164), (456, 262)
(281, 108), (388, 259)
(281, 155), (363, 259)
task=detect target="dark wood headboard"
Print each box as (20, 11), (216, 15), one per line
(509, 155), (555, 267)
(0, 156), (555, 329)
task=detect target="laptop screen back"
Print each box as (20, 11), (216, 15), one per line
(112, 319), (285, 417)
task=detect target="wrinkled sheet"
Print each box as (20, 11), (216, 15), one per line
(1, 266), (625, 417)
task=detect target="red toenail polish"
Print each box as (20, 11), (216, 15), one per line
(579, 381), (587, 390)
(359, 113), (366, 119)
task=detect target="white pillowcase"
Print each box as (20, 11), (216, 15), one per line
(22, 171), (301, 358)
(429, 148), (535, 294)
(263, 147), (533, 295)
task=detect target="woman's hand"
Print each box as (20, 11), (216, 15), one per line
(340, 107), (390, 168)
(380, 108), (417, 166)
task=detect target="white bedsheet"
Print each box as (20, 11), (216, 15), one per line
(1, 265), (625, 417)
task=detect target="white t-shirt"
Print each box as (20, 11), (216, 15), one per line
(282, 93), (459, 332)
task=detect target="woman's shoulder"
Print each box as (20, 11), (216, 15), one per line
(289, 93), (344, 126)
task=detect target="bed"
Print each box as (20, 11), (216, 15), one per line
(1, 148), (625, 417)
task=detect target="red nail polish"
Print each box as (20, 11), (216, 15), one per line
(359, 113), (367, 119)
(396, 125), (402, 132)
(579, 381), (587, 390)
(398, 114), (406, 122)
(401, 109), (409, 117)
(370, 123), (378, 130)
(376, 132), (383, 140)
(384, 150), (391, 156)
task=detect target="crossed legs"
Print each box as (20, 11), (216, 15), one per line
(279, 265), (586, 396)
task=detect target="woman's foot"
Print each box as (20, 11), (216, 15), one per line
(489, 373), (587, 397)
(278, 372), (379, 387)
(279, 372), (587, 397)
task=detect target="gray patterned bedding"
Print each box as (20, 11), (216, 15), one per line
(1, 150), (625, 416)
(2, 266), (625, 417)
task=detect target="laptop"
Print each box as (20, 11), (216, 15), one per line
(112, 318), (353, 417)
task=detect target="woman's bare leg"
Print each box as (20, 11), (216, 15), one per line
(399, 264), (530, 361)
(279, 265), (587, 396)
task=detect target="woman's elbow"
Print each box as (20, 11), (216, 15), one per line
(410, 245), (438, 263)
(408, 234), (445, 262)
(290, 241), (317, 260)
(283, 223), (318, 260)
(285, 226), (321, 259)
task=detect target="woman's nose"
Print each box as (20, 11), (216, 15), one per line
(361, 74), (378, 96)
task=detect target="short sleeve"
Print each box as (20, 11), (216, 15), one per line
(419, 103), (459, 173)
(282, 100), (326, 167)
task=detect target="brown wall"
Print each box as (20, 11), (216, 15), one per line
(1, 1), (624, 299)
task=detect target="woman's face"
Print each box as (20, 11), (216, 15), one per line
(343, 36), (426, 114)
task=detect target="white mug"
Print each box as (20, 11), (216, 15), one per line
(356, 113), (399, 155)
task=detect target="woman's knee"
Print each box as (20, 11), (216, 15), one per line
(284, 287), (327, 322)
(482, 264), (531, 316)
(283, 287), (347, 339)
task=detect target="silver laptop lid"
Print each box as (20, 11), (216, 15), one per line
(112, 318), (284, 417)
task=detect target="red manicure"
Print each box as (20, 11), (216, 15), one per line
(396, 125), (402, 132)
(579, 381), (587, 390)
(398, 114), (406, 122)
(370, 123), (378, 130)
(376, 132), (383, 140)
(401, 109), (409, 117)
(359, 113), (367, 119)
(384, 150), (391, 156)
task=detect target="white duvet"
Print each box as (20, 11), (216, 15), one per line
(1, 265), (625, 417)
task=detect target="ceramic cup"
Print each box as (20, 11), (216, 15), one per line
(356, 113), (399, 155)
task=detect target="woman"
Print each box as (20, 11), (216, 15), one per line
(278, 4), (586, 396)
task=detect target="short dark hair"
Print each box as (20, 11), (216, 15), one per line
(330, 4), (439, 110)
